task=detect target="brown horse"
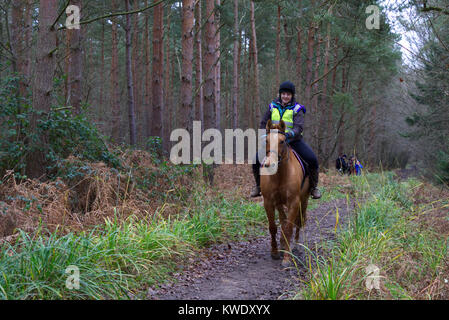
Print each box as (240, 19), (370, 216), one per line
(260, 119), (310, 266)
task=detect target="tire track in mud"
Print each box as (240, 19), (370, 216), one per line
(149, 197), (354, 300)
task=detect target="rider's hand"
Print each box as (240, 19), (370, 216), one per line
(285, 132), (294, 140)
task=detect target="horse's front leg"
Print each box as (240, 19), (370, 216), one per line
(264, 200), (280, 260)
(277, 204), (287, 250)
(281, 198), (300, 267)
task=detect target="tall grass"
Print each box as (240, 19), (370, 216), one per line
(298, 171), (449, 300)
(0, 187), (266, 300)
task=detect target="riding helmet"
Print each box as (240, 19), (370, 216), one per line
(279, 81), (296, 97)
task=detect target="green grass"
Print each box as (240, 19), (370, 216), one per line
(297, 171), (449, 300)
(0, 186), (266, 300)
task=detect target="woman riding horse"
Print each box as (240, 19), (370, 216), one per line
(251, 81), (321, 200)
(261, 119), (310, 266)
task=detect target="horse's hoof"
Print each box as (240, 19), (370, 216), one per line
(271, 251), (281, 260)
(281, 259), (292, 267)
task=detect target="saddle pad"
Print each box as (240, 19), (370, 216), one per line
(291, 148), (306, 177)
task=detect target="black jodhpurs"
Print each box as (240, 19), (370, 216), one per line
(252, 138), (319, 186)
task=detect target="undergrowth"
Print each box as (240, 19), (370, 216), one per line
(297, 171), (449, 300)
(0, 179), (266, 300)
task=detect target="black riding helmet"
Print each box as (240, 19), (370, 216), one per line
(279, 81), (296, 98)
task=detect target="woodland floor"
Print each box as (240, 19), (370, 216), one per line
(149, 165), (355, 300)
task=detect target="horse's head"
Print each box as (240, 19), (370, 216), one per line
(263, 119), (288, 169)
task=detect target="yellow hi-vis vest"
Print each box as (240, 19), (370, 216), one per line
(269, 102), (305, 134)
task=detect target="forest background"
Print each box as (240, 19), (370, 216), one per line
(0, 0), (448, 184)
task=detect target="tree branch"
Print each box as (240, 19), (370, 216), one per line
(310, 49), (350, 87)
(51, 0), (71, 31)
(421, 4), (449, 16)
(57, 0), (167, 30)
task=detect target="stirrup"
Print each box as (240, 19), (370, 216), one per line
(311, 187), (321, 199)
(250, 186), (261, 197)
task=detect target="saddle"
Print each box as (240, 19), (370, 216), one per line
(291, 148), (308, 177)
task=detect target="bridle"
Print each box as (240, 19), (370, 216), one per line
(264, 131), (290, 167)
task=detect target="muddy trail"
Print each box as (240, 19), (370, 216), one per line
(150, 171), (355, 301)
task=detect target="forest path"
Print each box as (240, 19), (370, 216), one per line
(150, 192), (354, 300)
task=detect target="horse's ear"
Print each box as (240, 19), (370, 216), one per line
(279, 120), (286, 133)
(266, 119), (272, 132)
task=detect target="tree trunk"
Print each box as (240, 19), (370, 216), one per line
(10, 1), (22, 74)
(99, 20), (105, 123)
(326, 38), (338, 164)
(319, 22), (331, 165)
(237, 29), (242, 128)
(9, 0), (31, 94)
(132, 0), (142, 144)
(23, 0), (33, 91)
(275, 5), (281, 94)
(232, 0), (239, 129)
(250, 0), (261, 125)
(353, 78), (364, 153)
(194, 0), (204, 124)
(67, 0), (83, 115)
(247, 37), (254, 129)
(305, 21), (315, 112)
(110, 0), (121, 143)
(337, 64), (347, 155)
(144, 0), (152, 138)
(10, 0), (29, 96)
(295, 26), (302, 96)
(28, 0), (58, 178)
(215, 0), (221, 130)
(295, 1), (303, 94)
(164, 12), (171, 152)
(151, 0), (164, 139)
(204, 0), (216, 131)
(181, 0), (195, 133)
(203, 0), (217, 185)
(283, 23), (292, 64)
(125, 0), (137, 146)
(312, 33), (321, 148)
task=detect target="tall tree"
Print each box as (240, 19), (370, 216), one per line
(67, 0), (83, 114)
(275, 4), (281, 93)
(305, 21), (315, 113)
(215, 0), (221, 130)
(125, 0), (137, 146)
(232, 0), (239, 129)
(319, 21), (331, 162)
(152, 0), (164, 140)
(132, 0), (142, 143)
(164, 11), (172, 152)
(249, 0), (261, 125)
(28, 0), (58, 178)
(194, 0), (204, 124)
(203, 0), (217, 184)
(204, 0), (216, 131)
(144, 0), (152, 138)
(110, 0), (121, 143)
(180, 0), (194, 133)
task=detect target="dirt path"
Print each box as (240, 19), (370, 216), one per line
(150, 197), (354, 300)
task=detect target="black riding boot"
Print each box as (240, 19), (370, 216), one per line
(309, 168), (322, 199)
(250, 163), (261, 197)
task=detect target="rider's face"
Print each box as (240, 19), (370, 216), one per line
(280, 92), (292, 105)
